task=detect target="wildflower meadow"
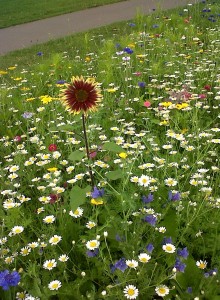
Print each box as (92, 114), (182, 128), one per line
(0, 1), (220, 299)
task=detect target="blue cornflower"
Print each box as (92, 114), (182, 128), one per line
(128, 23), (136, 27)
(138, 82), (146, 88)
(177, 247), (189, 259)
(143, 215), (157, 226)
(142, 193), (154, 204)
(174, 258), (186, 272)
(56, 80), (66, 85)
(115, 234), (125, 242)
(162, 237), (173, 245)
(91, 186), (104, 199)
(152, 24), (159, 28)
(146, 243), (154, 253)
(186, 287), (193, 294)
(168, 191), (181, 201)
(37, 52), (43, 56)
(0, 270), (20, 290)
(86, 249), (99, 258)
(111, 258), (128, 273)
(123, 47), (133, 54)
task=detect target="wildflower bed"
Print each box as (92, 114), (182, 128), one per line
(0, 1), (220, 299)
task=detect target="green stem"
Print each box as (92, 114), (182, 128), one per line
(82, 113), (95, 187)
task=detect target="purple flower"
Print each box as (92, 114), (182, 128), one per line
(168, 191), (181, 201)
(138, 82), (146, 88)
(111, 258), (128, 272)
(177, 247), (189, 259)
(22, 112), (33, 119)
(152, 24), (159, 28)
(143, 215), (157, 226)
(91, 186), (104, 199)
(186, 287), (192, 294)
(128, 23), (136, 27)
(123, 47), (133, 54)
(56, 80), (66, 84)
(142, 193), (154, 203)
(37, 52), (43, 56)
(0, 270), (20, 290)
(115, 234), (125, 242)
(146, 243), (154, 253)
(174, 258), (186, 272)
(162, 237), (173, 245)
(86, 249), (99, 258)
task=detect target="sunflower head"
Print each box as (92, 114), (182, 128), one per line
(60, 76), (102, 114)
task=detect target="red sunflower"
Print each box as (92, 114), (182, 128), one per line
(60, 76), (102, 114)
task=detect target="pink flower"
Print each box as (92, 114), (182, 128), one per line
(89, 151), (97, 159)
(14, 136), (22, 142)
(144, 101), (151, 108)
(199, 94), (206, 99)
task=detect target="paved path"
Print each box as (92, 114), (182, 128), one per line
(0, 0), (194, 55)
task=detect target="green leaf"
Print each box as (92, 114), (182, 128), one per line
(103, 142), (124, 153)
(69, 185), (91, 211)
(106, 169), (123, 180)
(68, 150), (84, 162)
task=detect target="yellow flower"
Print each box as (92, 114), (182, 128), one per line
(8, 66), (16, 70)
(26, 97), (35, 102)
(161, 101), (172, 107)
(85, 56), (91, 62)
(0, 70), (8, 75)
(40, 95), (53, 104)
(118, 152), (127, 159)
(160, 120), (169, 126)
(175, 103), (189, 110)
(47, 167), (58, 172)
(91, 198), (104, 205)
(13, 77), (22, 81)
(107, 88), (118, 93)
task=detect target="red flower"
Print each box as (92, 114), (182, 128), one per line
(60, 76), (102, 114)
(204, 85), (211, 91)
(48, 144), (57, 152)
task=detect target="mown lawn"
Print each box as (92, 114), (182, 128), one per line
(0, 0), (126, 28)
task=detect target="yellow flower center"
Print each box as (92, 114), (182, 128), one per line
(90, 241), (97, 247)
(48, 262), (53, 268)
(127, 289), (135, 296)
(166, 246), (173, 251)
(52, 283), (59, 289)
(158, 287), (166, 294)
(76, 89), (88, 102)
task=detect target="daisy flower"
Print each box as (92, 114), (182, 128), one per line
(58, 254), (69, 262)
(126, 259), (138, 269)
(86, 239), (100, 250)
(162, 243), (176, 253)
(123, 285), (139, 299)
(43, 215), (55, 224)
(69, 207), (83, 218)
(49, 235), (62, 245)
(138, 175), (151, 187)
(48, 280), (62, 290)
(196, 260), (207, 269)
(155, 285), (169, 297)
(43, 259), (57, 270)
(138, 253), (151, 263)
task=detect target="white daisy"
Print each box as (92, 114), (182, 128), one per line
(86, 239), (100, 250)
(155, 285), (169, 297)
(162, 243), (176, 253)
(43, 259), (57, 270)
(123, 285), (139, 299)
(48, 280), (62, 290)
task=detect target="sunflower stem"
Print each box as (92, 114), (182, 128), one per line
(82, 113), (95, 187)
